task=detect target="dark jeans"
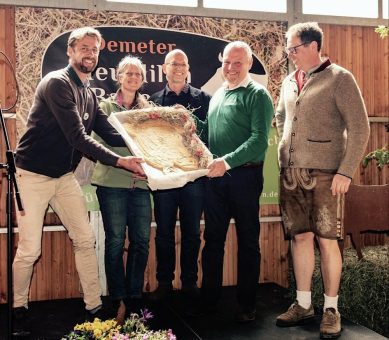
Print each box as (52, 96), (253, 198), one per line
(153, 178), (205, 287)
(96, 186), (151, 300)
(201, 165), (263, 312)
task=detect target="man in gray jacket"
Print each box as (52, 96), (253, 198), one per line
(275, 22), (369, 339)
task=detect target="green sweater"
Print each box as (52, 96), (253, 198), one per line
(91, 94), (149, 189)
(195, 80), (274, 168)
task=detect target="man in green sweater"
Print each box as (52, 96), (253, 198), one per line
(195, 41), (274, 323)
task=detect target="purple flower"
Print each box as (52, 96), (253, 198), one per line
(140, 308), (154, 322)
(167, 329), (176, 340)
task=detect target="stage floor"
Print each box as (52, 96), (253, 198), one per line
(0, 283), (386, 339)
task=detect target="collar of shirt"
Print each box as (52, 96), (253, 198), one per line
(294, 58), (332, 93)
(114, 89), (125, 107)
(223, 75), (251, 91)
(114, 89), (139, 110)
(305, 58), (332, 79)
(165, 83), (190, 96)
(67, 65), (90, 88)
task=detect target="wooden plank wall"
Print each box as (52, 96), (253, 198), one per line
(320, 24), (389, 248)
(321, 25), (388, 118)
(0, 7), (388, 303)
(0, 6), (16, 111)
(321, 23), (389, 186)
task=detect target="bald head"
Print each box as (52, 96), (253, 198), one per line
(165, 49), (189, 64)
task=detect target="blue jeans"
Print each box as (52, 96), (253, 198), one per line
(96, 186), (151, 300)
(153, 178), (205, 286)
(201, 165), (263, 312)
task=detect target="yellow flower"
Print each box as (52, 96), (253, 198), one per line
(94, 328), (103, 338)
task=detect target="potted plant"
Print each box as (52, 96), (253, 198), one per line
(374, 25), (389, 39)
(362, 145), (389, 170)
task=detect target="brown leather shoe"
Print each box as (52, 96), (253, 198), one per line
(320, 308), (342, 339)
(115, 300), (126, 326)
(276, 301), (315, 327)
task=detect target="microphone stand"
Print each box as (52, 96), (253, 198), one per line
(0, 49), (23, 339)
(0, 102), (23, 340)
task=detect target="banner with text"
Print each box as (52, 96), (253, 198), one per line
(42, 26), (279, 205)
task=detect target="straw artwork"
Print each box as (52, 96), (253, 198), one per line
(15, 7), (287, 138)
(119, 106), (209, 173)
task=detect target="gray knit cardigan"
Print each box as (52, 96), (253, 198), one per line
(275, 63), (370, 179)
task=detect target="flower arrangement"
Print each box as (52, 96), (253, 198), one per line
(62, 310), (176, 340)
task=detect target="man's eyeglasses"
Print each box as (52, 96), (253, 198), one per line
(284, 41), (311, 55)
(167, 62), (188, 68)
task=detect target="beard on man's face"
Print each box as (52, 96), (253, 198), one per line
(75, 58), (97, 74)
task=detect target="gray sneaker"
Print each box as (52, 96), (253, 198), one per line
(320, 308), (342, 339)
(276, 301), (315, 327)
